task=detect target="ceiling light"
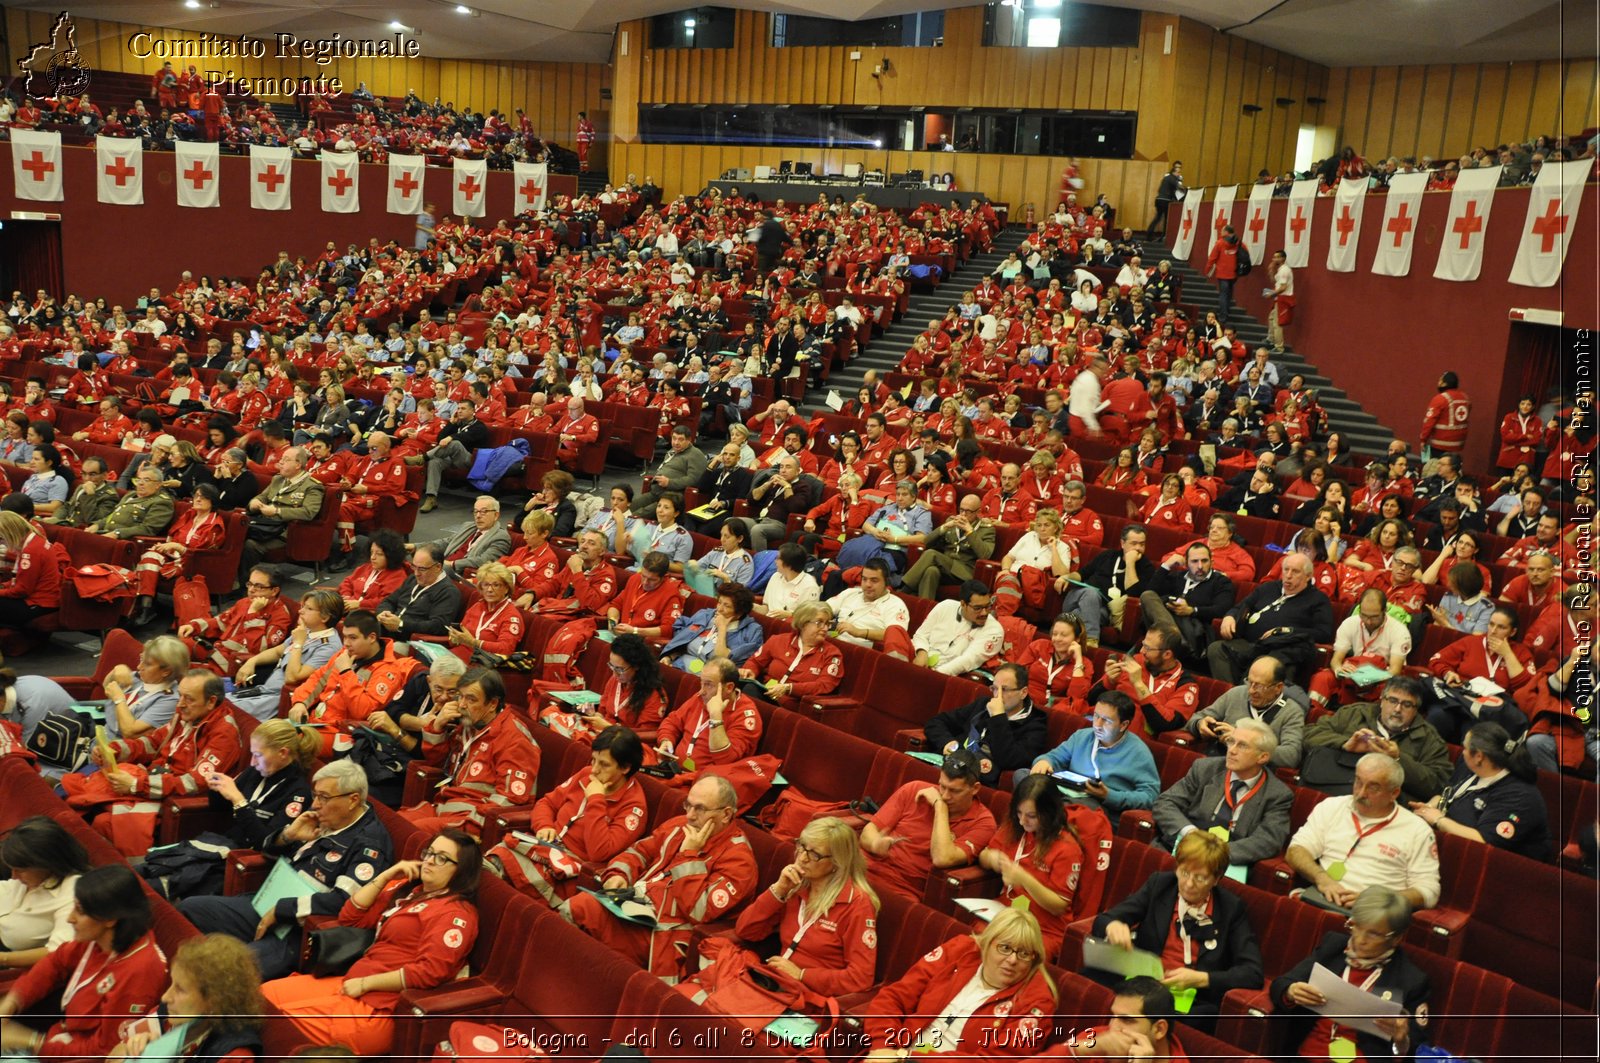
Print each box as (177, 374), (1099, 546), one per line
(683, 18), (696, 28)
(390, 20), (407, 31)
(184, 0), (201, 8)
(455, 4), (471, 12)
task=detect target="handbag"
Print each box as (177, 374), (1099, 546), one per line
(26, 710), (96, 769)
(682, 941), (839, 1039)
(305, 925), (377, 977)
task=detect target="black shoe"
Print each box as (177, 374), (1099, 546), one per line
(327, 551), (355, 573)
(129, 604), (158, 628)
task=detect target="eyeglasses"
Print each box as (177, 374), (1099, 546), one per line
(683, 800), (730, 815)
(246, 581), (275, 592)
(420, 848), (458, 866)
(1344, 921), (1398, 941)
(1380, 695), (1421, 711)
(991, 943), (1036, 962)
(794, 842), (832, 863)
(311, 790), (358, 805)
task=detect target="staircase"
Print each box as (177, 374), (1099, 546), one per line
(806, 227), (1022, 413)
(812, 225), (1399, 455)
(577, 170), (609, 197)
(266, 103), (301, 130)
(1158, 255), (1398, 454)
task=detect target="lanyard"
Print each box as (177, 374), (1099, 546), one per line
(781, 891), (838, 959)
(1329, 964), (1385, 1040)
(1345, 809), (1399, 860)
(1356, 622), (1388, 658)
(1175, 897), (1212, 965)
(682, 705), (716, 757)
(183, 513), (219, 548)
(1214, 771), (1266, 824)
(62, 945), (118, 1008)
(1481, 638), (1503, 680)
(782, 639), (816, 682)
(472, 599), (512, 639)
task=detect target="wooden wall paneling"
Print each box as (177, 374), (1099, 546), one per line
(1341, 67), (1375, 156)
(1416, 65), (1454, 161)
(1366, 66), (1399, 159)
(1468, 63), (1509, 153)
(1390, 66), (1426, 162)
(1560, 60), (1599, 134)
(1439, 65), (1479, 156)
(1218, 36), (1248, 185)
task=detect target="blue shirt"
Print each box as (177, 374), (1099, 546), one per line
(1039, 729), (1161, 814)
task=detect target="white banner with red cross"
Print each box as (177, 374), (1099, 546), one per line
(95, 135), (143, 206)
(1370, 171), (1428, 277)
(453, 157), (487, 218)
(1282, 179), (1317, 268)
(1431, 165), (1501, 283)
(175, 141), (219, 208)
(514, 161), (549, 214)
(1325, 177), (1367, 273)
(249, 145), (293, 211)
(1508, 157), (1595, 288)
(1170, 186), (1205, 261)
(10, 129), (62, 202)
(320, 151), (359, 213)
(1241, 182), (1274, 265)
(387, 154), (425, 215)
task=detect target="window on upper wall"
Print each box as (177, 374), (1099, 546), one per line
(650, 7), (737, 49)
(770, 11), (945, 48)
(983, 1), (1142, 48)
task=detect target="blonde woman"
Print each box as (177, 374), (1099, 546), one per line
(448, 562), (524, 662)
(862, 907), (1058, 1060)
(992, 507), (1075, 617)
(695, 817), (880, 998)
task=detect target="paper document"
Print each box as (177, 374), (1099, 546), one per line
(682, 562), (720, 597)
(906, 749), (945, 766)
(550, 689), (602, 707)
(955, 897), (1010, 922)
(1465, 676), (1505, 697)
(766, 1012), (820, 1047)
(1081, 937), (1165, 980)
(251, 858), (328, 939)
(1345, 665), (1393, 687)
(1307, 962), (1407, 1038)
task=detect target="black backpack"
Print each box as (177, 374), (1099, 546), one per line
(1236, 241), (1254, 277)
(25, 711), (96, 770)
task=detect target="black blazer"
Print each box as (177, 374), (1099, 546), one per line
(1271, 931), (1430, 1063)
(923, 696), (1049, 785)
(1152, 566), (1237, 623)
(1091, 872), (1264, 1008)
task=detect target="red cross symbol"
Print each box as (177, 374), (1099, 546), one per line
(1452, 199), (1484, 249)
(1247, 208), (1267, 241)
(1385, 201), (1414, 247)
(1334, 204), (1357, 246)
(19, 151), (53, 183)
(183, 160), (213, 189)
(1530, 198), (1568, 253)
(1213, 210), (1228, 235)
(1180, 211), (1194, 240)
(103, 156), (137, 186)
(327, 168), (353, 195)
(458, 173), (482, 200)
(519, 178), (543, 204)
(257, 165), (286, 193)
(393, 170), (419, 198)
(1288, 205), (1308, 242)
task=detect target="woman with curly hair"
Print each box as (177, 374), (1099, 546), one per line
(107, 934), (266, 1060)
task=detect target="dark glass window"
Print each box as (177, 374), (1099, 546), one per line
(771, 11), (944, 48)
(650, 8), (736, 49)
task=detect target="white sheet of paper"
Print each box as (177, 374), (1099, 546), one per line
(1307, 962), (1407, 1039)
(1465, 676), (1505, 697)
(1081, 937), (1165, 980)
(955, 897), (1008, 921)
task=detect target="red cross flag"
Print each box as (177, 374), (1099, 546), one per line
(1370, 171), (1428, 277)
(453, 157), (487, 218)
(95, 135), (143, 206)
(1432, 165), (1501, 283)
(1325, 177), (1367, 273)
(1283, 179), (1317, 268)
(10, 129), (62, 202)
(387, 154), (425, 215)
(175, 141), (219, 209)
(1241, 182), (1273, 265)
(1208, 185), (1237, 258)
(320, 150), (359, 213)
(1509, 157), (1595, 289)
(1169, 186), (1204, 261)
(514, 161), (549, 214)
(249, 145), (293, 211)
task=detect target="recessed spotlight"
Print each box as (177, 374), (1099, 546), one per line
(455, 4), (471, 12)
(184, 0), (201, 8)
(683, 18), (696, 28)
(390, 20), (408, 31)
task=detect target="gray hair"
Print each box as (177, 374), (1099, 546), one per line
(1233, 717), (1278, 757)
(476, 495), (500, 515)
(896, 479), (917, 494)
(1349, 886), (1413, 934)
(1394, 545), (1422, 565)
(313, 759), (369, 801)
(1357, 751), (1404, 790)
(701, 774), (738, 811)
(429, 655), (467, 681)
(1222, 417), (1240, 430)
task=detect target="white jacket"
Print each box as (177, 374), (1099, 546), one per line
(912, 599), (1005, 676)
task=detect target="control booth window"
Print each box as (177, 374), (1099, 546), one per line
(650, 7), (737, 49)
(983, 1), (1141, 49)
(771, 11), (945, 48)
